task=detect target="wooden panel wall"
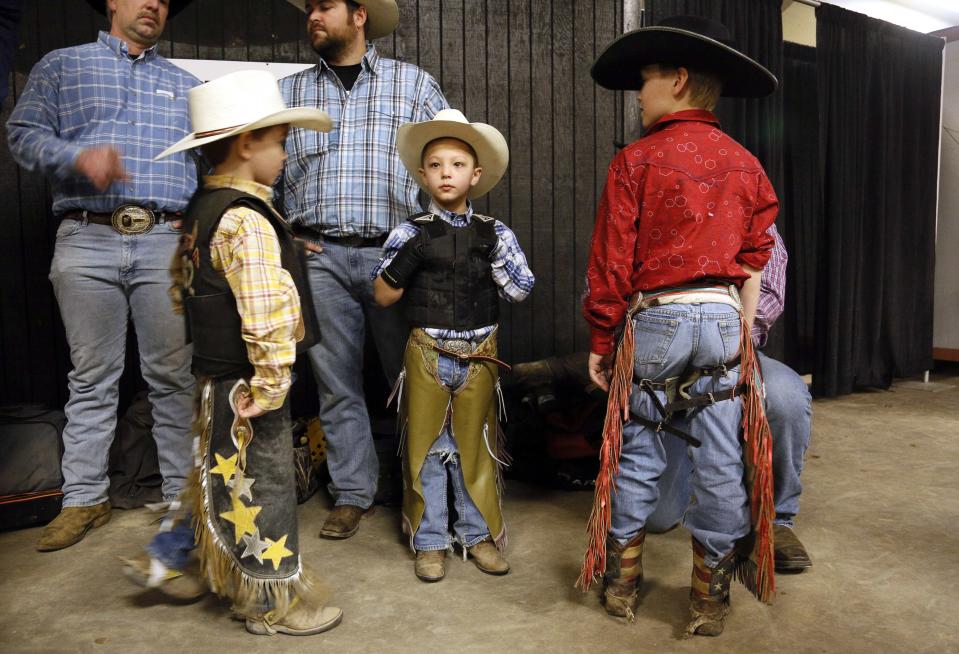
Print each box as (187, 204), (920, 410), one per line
(0, 0), (628, 405)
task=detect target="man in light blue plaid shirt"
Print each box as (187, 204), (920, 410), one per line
(6, 0), (198, 552)
(279, 0), (448, 539)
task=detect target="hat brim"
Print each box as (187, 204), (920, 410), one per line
(591, 27), (777, 98)
(397, 120), (509, 200)
(85, 0), (192, 18)
(155, 107), (332, 160)
(285, 0), (399, 41)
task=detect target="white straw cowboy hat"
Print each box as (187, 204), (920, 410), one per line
(397, 109), (509, 200)
(286, 0), (399, 41)
(156, 70), (332, 160)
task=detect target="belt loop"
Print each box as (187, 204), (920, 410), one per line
(80, 210), (90, 227)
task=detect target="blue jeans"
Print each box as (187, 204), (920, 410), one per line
(412, 351), (490, 551)
(303, 240), (408, 509)
(147, 511), (194, 570)
(646, 352), (812, 532)
(610, 303), (749, 567)
(49, 219), (194, 506)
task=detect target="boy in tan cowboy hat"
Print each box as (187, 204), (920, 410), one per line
(125, 69), (341, 636)
(371, 109), (534, 582)
(579, 16), (780, 636)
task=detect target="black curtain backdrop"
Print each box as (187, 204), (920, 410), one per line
(814, 4), (943, 397)
(646, 0), (785, 359)
(780, 42), (820, 375)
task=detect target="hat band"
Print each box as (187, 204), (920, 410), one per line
(195, 123), (245, 138)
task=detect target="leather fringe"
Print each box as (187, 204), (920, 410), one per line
(577, 317), (635, 591)
(734, 314), (776, 604)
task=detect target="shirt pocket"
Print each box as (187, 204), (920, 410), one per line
(632, 313), (680, 365)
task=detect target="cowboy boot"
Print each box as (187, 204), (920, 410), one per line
(685, 538), (736, 637)
(602, 529), (645, 621)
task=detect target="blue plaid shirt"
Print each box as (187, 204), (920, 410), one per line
(279, 44), (448, 237)
(372, 200), (535, 341)
(6, 32), (200, 215)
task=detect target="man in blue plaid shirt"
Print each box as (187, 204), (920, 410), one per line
(280, 0), (448, 540)
(6, 0), (197, 552)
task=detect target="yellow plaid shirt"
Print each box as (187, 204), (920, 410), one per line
(205, 175), (304, 411)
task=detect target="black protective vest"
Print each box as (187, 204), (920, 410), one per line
(403, 212), (499, 331)
(179, 187), (320, 378)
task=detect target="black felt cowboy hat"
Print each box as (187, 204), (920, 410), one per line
(591, 15), (777, 98)
(84, 0), (193, 19)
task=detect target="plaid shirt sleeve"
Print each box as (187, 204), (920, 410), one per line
(491, 221), (535, 303)
(210, 208), (303, 411)
(752, 223), (788, 348)
(6, 53), (85, 180)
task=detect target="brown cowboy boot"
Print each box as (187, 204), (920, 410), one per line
(774, 524), (812, 572)
(602, 530), (645, 621)
(685, 538), (736, 637)
(36, 502), (112, 552)
(319, 505), (374, 540)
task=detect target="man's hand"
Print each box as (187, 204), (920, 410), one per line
(588, 351), (613, 393)
(74, 146), (128, 191)
(235, 392), (268, 419)
(295, 236), (323, 256)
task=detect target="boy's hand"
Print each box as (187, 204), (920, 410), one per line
(236, 393), (268, 419)
(381, 237), (425, 289)
(588, 351), (613, 393)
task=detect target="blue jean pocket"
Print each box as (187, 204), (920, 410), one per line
(632, 313), (679, 364)
(718, 319), (741, 362)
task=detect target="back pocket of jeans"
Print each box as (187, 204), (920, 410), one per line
(632, 314), (679, 364)
(718, 319), (741, 362)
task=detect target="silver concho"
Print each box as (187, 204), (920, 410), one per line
(111, 205), (155, 235)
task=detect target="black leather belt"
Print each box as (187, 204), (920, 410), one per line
(61, 205), (179, 235)
(294, 226), (385, 248)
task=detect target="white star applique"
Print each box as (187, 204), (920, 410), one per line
(240, 528), (269, 563)
(227, 475), (256, 501)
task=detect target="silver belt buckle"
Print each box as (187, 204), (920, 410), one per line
(441, 339), (472, 356)
(111, 205), (155, 235)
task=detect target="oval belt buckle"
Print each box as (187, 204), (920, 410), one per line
(111, 205), (155, 235)
(444, 339), (472, 357)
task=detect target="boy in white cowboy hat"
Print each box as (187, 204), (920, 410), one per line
(371, 109), (534, 582)
(124, 70), (341, 637)
(579, 16), (780, 637)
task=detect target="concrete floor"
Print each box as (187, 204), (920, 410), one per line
(1, 370), (957, 654)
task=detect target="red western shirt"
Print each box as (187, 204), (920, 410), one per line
(584, 109), (778, 356)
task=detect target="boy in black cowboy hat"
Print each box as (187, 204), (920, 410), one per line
(579, 16), (780, 637)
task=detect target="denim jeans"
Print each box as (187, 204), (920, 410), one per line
(610, 303), (749, 566)
(49, 219), (194, 506)
(147, 511), (194, 570)
(303, 240), (408, 509)
(645, 351), (812, 532)
(412, 350), (490, 551)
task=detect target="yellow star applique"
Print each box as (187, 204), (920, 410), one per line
(261, 534), (294, 571)
(219, 496), (262, 544)
(210, 452), (238, 485)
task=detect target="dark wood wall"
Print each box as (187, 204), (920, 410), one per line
(0, 0), (629, 406)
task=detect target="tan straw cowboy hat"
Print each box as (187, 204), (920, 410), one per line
(286, 0), (399, 41)
(155, 70), (332, 160)
(396, 109), (509, 200)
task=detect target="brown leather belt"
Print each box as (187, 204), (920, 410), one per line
(61, 205), (180, 235)
(432, 339), (512, 372)
(294, 225), (385, 248)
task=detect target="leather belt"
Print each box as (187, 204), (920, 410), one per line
(432, 339), (512, 372)
(294, 226), (385, 248)
(61, 205), (179, 236)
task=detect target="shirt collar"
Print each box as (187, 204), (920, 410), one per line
(203, 175), (275, 205)
(97, 31), (158, 61)
(317, 42), (379, 78)
(429, 198), (473, 226)
(645, 109), (720, 136)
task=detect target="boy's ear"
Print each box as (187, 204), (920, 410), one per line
(470, 165), (483, 188)
(235, 131), (254, 161)
(672, 67), (691, 99)
(417, 167), (427, 185)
